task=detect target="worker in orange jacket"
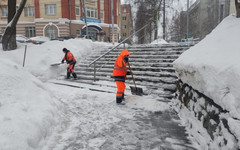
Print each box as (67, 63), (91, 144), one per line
(61, 48), (77, 79)
(112, 49), (130, 105)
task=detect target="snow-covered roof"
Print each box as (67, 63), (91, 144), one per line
(82, 23), (103, 30)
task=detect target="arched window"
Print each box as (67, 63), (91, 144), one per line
(45, 25), (58, 39)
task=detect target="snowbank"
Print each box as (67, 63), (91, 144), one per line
(151, 38), (168, 44)
(173, 15), (240, 119)
(0, 56), (58, 149)
(0, 38), (111, 150)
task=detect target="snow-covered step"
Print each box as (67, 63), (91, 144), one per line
(84, 58), (177, 63)
(77, 63), (174, 68)
(60, 44), (191, 98)
(76, 66), (176, 73)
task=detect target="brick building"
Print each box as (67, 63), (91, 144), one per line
(120, 4), (133, 43)
(0, 0), (121, 42)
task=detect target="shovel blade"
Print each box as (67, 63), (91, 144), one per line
(51, 63), (61, 66)
(130, 86), (143, 96)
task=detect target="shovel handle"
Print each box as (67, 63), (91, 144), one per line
(127, 62), (137, 88)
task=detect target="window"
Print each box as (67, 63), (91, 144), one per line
(100, 0), (104, 3)
(25, 27), (35, 37)
(2, 27), (6, 33)
(100, 10), (104, 20)
(122, 25), (127, 29)
(45, 4), (56, 15)
(122, 33), (127, 37)
(86, 7), (98, 18)
(1, 8), (8, 17)
(122, 16), (126, 20)
(24, 7), (35, 17)
(123, 8), (127, 13)
(45, 26), (57, 39)
(219, 4), (224, 22)
(76, 29), (81, 37)
(76, 5), (80, 16)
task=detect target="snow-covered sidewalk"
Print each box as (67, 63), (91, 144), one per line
(41, 82), (196, 150)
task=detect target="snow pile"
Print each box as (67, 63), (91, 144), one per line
(1, 39), (111, 82)
(0, 53), (58, 149)
(0, 38), (111, 150)
(174, 15), (240, 118)
(151, 38), (168, 44)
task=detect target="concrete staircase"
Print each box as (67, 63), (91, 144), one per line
(69, 44), (190, 101)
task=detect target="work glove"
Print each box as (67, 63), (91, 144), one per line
(61, 59), (64, 63)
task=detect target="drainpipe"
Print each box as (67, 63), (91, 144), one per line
(82, 0), (89, 39)
(69, 0), (72, 36)
(111, 0), (114, 45)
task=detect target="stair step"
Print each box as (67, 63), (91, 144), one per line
(78, 66), (176, 73)
(57, 44), (192, 97)
(77, 63), (174, 68)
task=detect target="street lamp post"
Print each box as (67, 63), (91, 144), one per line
(163, 0), (166, 40)
(186, 0), (189, 41)
(82, 0), (89, 39)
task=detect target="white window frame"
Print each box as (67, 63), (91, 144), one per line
(24, 7), (35, 17)
(75, 5), (80, 16)
(86, 7), (98, 19)
(100, 10), (104, 20)
(45, 4), (56, 15)
(123, 8), (127, 13)
(1, 8), (8, 17)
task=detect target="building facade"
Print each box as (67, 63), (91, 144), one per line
(0, 0), (121, 42)
(120, 4), (133, 43)
(180, 0), (231, 40)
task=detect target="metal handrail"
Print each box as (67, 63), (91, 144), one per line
(88, 23), (150, 67)
(88, 20), (153, 81)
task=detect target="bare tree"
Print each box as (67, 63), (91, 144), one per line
(135, 0), (162, 44)
(236, 0), (240, 17)
(2, 0), (27, 51)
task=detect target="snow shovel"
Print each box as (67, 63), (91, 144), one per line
(50, 62), (63, 66)
(127, 62), (143, 96)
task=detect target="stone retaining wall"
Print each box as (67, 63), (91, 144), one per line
(176, 80), (240, 148)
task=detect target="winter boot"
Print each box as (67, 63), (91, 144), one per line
(116, 97), (125, 105)
(66, 72), (71, 79)
(122, 93), (125, 100)
(72, 72), (77, 79)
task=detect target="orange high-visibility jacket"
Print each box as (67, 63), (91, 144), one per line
(113, 49), (130, 77)
(63, 51), (76, 64)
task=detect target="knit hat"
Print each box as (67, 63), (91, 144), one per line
(62, 48), (68, 52)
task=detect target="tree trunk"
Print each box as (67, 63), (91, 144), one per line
(236, 0), (240, 18)
(7, 0), (17, 50)
(2, 0), (27, 51)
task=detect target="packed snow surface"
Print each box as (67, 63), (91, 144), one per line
(0, 38), (189, 149)
(0, 39), (110, 149)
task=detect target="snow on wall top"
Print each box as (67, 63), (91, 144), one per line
(173, 15), (240, 119)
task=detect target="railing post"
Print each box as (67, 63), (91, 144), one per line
(94, 63), (96, 82)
